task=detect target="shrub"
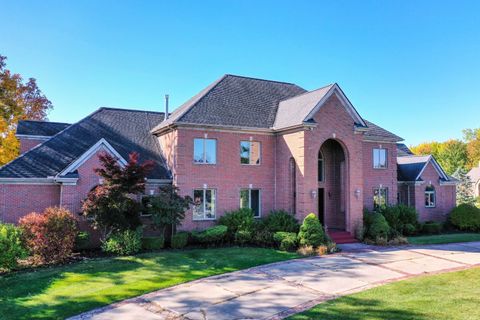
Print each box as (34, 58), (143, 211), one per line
(252, 222), (274, 247)
(262, 210), (300, 233)
(363, 210), (390, 241)
(235, 230), (252, 246)
(192, 225), (227, 245)
(19, 207), (78, 264)
(449, 204), (480, 231)
(422, 221), (443, 235)
(297, 245), (315, 256)
(218, 208), (254, 241)
(273, 231), (298, 251)
(171, 231), (189, 249)
(74, 231), (90, 251)
(0, 223), (27, 271)
(403, 223), (417, 236)
(101, 228), (142, 255)
(380, 205), (418, 236)
(298, 213), (326, 247)
(141, 236), (165, 250)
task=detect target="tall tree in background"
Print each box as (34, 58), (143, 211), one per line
(410, 140), (467, 175)
(463, 128), (480, 169)
(452, 168), (476, 206)
(0, 55), (53, 164)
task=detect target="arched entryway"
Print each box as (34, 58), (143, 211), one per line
(318, 139), (347, 231)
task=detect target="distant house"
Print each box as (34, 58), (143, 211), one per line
(0, 74), (457, 238)
(467, 163), (480, 198)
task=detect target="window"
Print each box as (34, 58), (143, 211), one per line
(425, 185), (436, 208)
(373, 187), (388, 211)
(318, 151), (324, 182)
(194, 138), (217, 164)
(240, 189), (261, 217)
(373, 148), (387, 169)
(240, 141), (261, 165)
(193, 189), (216, 220)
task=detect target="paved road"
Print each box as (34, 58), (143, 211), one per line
(70, 242), (480, 320)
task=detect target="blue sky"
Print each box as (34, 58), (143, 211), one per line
(1, 0), (479, 146)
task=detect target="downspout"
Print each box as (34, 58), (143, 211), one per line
(59, 183), (64, 207)
(274, 134), (277, 210)
(407, 184), (411, 207)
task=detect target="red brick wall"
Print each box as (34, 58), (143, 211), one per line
(18, 137), (46, 154)
(362, 141), (398, 211)
(414, 162), (456, 222)
(0, 184), (60, 223)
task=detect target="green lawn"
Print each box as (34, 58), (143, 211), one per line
(289, 267), (480, 320)
(408, 233), (480, 245)
(0, 247), (298, 320)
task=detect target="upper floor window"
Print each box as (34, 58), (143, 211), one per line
(240, 189), (261, 217)
(425, 185), (436, 208)
(318, 151), (324, 182)
(240, 141), (261, 165)
(373, 148), (387, 169)
(194, 138), (217, 164)
(193, 189), (216, 220)
(373, 187), (388, 211)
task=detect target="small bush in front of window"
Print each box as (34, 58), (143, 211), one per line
(273, 231), (298, 251)
(234, 230), (252, 246)
(101, 228), (142, 256)
(141, 236), (165, 250)
(171, 232), (189, 249)
(0, 223), (27, 271)
(449, 204), (480, 231)
(421, 221), (443, 235)
(263, 210), (300, 233)
(218, 208), (255, 241)
(298, 213), (327, 248)
(363, 209), (390, 241)
(380, 205), (419, 236)
(191, 225), (228, 245)
(251, 221), (275, 247)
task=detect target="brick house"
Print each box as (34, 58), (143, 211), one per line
(0, 74), (457, 238)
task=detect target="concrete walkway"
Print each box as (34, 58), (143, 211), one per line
(70, 242), (480, 320)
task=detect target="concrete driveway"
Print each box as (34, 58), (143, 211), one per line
(70, 241), (480, 320)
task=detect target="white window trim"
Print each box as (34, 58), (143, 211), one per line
(425, 189), (436, 208)
(373, 148), (388, 169)
(193, 188), (217, 220)
(240, 141), (261, 165)
(240, 188), (262, 218)
(193, 138), (217, 165)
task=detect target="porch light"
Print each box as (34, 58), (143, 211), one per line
(355, 189), (361, 199)
(311, 190), (317, 199)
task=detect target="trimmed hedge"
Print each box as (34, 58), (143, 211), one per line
(102, 229), (142, 255)
(192, 225), (227, 245)
(0, 223), (27, 271)
(364, 210), (390, 240)
(421, 221), (443, 235)
(171, 232), (189, 249)
(298, 213), (326, 247)
(449, 204), (480, 231)
(141, 236), (165, 250)
(234, 230), (252, 245)
(262, 210), (300, 233)
(380, 205), (419, 236)
(273, 231), (298, 251)
(218, 208), (254, 241)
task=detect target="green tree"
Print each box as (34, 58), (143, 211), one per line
(463, 128), (480, 169)
(452, 168), (476, 206)
(0, 55), (53, 164)
(82, 152), (154, 240)
(437, 139), (468, 175)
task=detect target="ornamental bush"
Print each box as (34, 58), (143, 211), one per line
(298, 213), (326, 247)
(218, 208), (254, 241)
(273, 231), (298, 251)
(192, 225), (228, 245)
(252, 221), (274, 247)
(363, 210), (390, 241)
(19, 207), (78, 264)
(0, 223), (27, 271)
(171, 231), (189, 249)
(449, 204), (480, 231)
(141, 236), (165, 250)
(380, 205), (419, 236)
(421, 221), (443, 235)
(262, 210), (300, 233)
(234, 230), (252, 246)
(74, 231), (91, 251)
(101, 228), (142, 255)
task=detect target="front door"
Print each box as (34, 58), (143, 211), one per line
(318, 188), (325, 225)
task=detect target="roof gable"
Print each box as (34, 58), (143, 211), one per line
(397, 155), (449, 182)
(16, 120), (70, 137)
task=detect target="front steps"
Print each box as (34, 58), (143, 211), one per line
(328, 230), (359, 244)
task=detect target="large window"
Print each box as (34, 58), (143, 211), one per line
(373, 148), (387, 169)
(318, 151), (324, 182)
(194, 138), (217, 164)
(373, 187), (388, 211)
(193, 189), (216, 220)
(240, 189), (261, 217)
(240, 141), (261, 165)
(425, 185), (436, 208)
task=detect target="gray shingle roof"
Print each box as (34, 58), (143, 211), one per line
(0, 108), (171, 179)
(364, 120), (403, 142)
(16, 120), (70, 136)
(397, 155), (430, 181)
(152, 74), (306, 132)
(397, 143), (413, 157)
